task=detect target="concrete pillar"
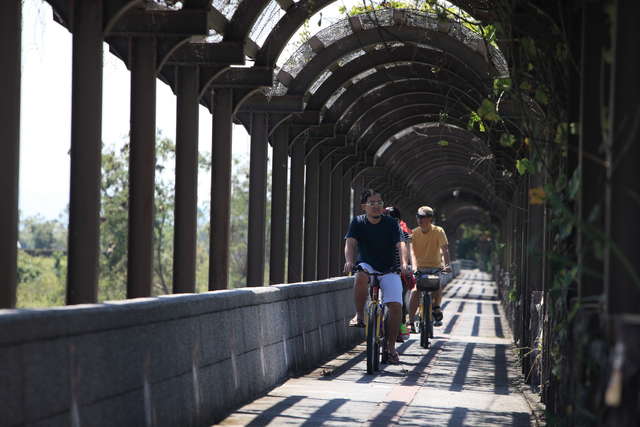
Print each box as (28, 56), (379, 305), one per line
(269, 126), (288, 284)
(287, 141), (305, 283)
(173, 66), (199, 293)
(303, 149), (319, 281)
(329, 163), (343, 277)
(607, 0), (640, 315)
(247, 113), (268, 286)
(0, 0), (22, 308)
(316, 155), (331, 279)
(210, 88), (233, 290)
(127, 37), (157, 299)
(67, 0), (103, 304)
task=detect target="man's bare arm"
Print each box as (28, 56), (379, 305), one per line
(396, 241), (409, 274)
(344, 237), (358, 273)
(442, 244), (451, 271)
(410, 241), (418, 272)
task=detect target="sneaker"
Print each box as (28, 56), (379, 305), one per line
(399, 323), (410, 341)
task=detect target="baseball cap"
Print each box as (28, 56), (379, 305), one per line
(416, 206), (434, 217)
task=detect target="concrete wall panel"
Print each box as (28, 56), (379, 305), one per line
(0, 277), (360, 426)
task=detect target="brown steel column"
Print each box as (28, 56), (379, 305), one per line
(173, 66), (199, 293)
(0, 0), (21, 308)
(269, 126), (288, 284)
(247, 113), (268, 287)
(341, 168), (353, 273)
(209, 88), (233, 290)
(287, 141), (305, 283)
(127, 37), (157, 299)
(66, 0), (103, 304)
(607, 0), (640, 315)
(316, 155), (331, 279)
(352, 175), (363, 217)
(303, 149), (319, 281)
(578, 2), (606, 300)
(329, 163), (343, 277)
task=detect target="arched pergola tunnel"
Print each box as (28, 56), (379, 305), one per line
(2, 1), (640, 424)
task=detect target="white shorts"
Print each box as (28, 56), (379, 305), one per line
(357, 263), (403, 305)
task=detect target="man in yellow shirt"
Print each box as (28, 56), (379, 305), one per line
(409, 206), (451, 328)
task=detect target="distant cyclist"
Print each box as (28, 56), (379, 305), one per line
(384, 206), (415, 340)
(408, 206), (451, 329)
(344, 189), (409, 364)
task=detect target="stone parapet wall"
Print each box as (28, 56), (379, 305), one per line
(0, 277), (361, 426)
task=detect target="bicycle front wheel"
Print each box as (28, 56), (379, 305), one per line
(366, 304), (378, 374)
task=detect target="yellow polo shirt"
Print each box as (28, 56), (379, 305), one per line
(411, 224), (448, 268)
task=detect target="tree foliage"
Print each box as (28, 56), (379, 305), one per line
(17, 134), (260, 306)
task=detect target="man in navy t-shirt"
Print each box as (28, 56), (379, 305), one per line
(344, 189), (409, 364)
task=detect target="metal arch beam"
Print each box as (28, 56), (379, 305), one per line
(401, 160), (495, 190)
(404, 166), (495, 198)
(256, 3), (503, 73)
(349, 103), (472, 147)
(303, 50), (487, 108)
(306, 45), (490, 110)
(357, 114), (473, 154)
(416, 177), (496, 210)
(284, 83), (483, 157)
(338, 81), (479, 133)
(107, 9), (209, 36)
(329, 78), (483, 128)
(254, 0), (335, 66)
(286, 26), (495, 94)
(238, 94), (305, 114)
(225, 0), (270, 42)
(338, 90), (475, 135)
(381, 131), (489, 168)
(383, 135), (492, 174)
(388, 151), (493, 186)
(326, 75), (474, 124)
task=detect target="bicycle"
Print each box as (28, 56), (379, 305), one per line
(413, 268), (443, 349)
(358, 268), (385, 374)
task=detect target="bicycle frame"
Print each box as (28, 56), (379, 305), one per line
(364, 272), (385, 374)
(414, 268), (443, 349)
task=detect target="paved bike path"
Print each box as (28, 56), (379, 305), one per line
(216, 270), (544, 426)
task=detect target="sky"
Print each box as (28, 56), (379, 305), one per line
(17, 0), (364, 221)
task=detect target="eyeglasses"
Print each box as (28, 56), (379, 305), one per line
(365, 200), (384, 207)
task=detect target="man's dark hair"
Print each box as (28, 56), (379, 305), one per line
(385, 206), (402, 220)
(360, 188), (380, 204)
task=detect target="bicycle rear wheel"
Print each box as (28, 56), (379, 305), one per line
(420, 292), (431, 348)
(366, 304), (378, 374)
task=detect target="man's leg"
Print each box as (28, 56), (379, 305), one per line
(385, 302), (402, 354)
(352, 271), (369, 323)
(432, 287), (444, 326)
(408, 288), (419, 323)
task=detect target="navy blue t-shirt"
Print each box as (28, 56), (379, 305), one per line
(345, 214), (402, 272)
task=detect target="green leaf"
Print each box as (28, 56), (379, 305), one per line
(477, 98), (500, 121)
(516, 158), (530, 175)
(519, 81), (532, 91)
(493, 78), (511, 91)
(555, 122), (568, 145)
(535, 87), (549, 105)
(499, 133), (516, 147)
(520, 37), (537, 58)
(437, 140), (449, 146)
